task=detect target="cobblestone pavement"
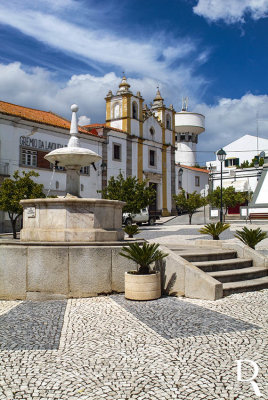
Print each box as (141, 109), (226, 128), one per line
(0, 291), (267, 400)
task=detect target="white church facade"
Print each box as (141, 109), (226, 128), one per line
(0, 76), (207, 231)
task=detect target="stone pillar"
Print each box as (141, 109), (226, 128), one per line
(66, 168), (80, 197)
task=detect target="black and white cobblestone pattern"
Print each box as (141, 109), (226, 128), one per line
(0, 290), (267, 399)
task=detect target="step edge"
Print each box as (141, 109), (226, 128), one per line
(223, 277), (268, 289)
(209, 267), (267, 277)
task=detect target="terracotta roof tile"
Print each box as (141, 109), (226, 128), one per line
(178, 164), (209, 173)
(84, 123), (127, 134)
(0, 100), (98, 136)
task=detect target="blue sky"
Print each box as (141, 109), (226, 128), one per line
(0, 0), (268, 163)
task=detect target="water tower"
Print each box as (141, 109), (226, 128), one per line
(175, 98), (205, 166)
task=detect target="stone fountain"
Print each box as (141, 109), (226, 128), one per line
(0, 105), (138, 301)
(20, 105), (124, 242)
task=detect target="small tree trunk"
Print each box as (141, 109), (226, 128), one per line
(11, 218), (17, 239)
(189, 214), (192, 225)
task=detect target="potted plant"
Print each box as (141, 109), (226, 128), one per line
(120, 242), (168, 301)
(124, 224), (140, 238)
(234, 227), (267, 249)
(199, 222), (230, 240)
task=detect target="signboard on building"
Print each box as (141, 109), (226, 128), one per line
(20, 136), (65, 151)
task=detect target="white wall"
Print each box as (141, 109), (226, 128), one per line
(175, 142), (196, 166)
(175, 165), (208, 195)
(143, 116), (162, 142)
(206, 134), (268, 172)
(210, 167), (262, 193)
(106, 132), (127, 180)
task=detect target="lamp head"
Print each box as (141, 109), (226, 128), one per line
(217, 148), (227, 162)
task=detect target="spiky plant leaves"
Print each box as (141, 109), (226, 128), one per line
(199, 222), (230, 240)
(120, 242), (168, 274)
(234, 227), (267, 249)
(124, 224), (140, 238)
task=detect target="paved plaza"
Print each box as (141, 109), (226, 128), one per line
(0, 290), (267, 400)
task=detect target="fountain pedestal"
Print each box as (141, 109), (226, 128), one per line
(20, 198), (125, 242)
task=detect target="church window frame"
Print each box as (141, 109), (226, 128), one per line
(113, 142), (122, 162)
(166, 114), (171, 130)
(132, 101), (138, 120)
(149, 149), (157, 168)
(113, 102), (121, 119)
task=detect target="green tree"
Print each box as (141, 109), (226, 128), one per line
(208, 186), (245, 220)
(100, 173), (156, 214)
(0, 170), (45, 239)
(173, 189), (207, 224)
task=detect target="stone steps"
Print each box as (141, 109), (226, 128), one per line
(178, 247), (268, 297)
(194, 258), (252, 272)
(223, 277), (268, 296)
(176, 250), (237, 263)
(208, 266), (267, 283)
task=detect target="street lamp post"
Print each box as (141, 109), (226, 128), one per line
(217, 148), (227, 223)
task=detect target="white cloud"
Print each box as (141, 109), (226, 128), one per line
(78, 115), (91, 126)
(1, 63), (268, 163)
(196, 93), (268, 157)
(193, 0), (268, 24)
(0, 62), (190, 124)
(0, 1), (207, 96)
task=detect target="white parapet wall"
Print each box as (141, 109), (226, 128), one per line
(158, 245), (223, 300)
(0, 243), (138, 300)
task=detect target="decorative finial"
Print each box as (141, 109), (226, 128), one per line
(71, 104), (79, 112)
(69, 104), (80, 147)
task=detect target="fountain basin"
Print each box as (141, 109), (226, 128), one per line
(44, 146), (101, 167)
(20, 198), (125, 242)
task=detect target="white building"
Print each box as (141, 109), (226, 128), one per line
(175, 164), (209, 195)
(0, 76), (207, 231)
(206, 134), (268, 215)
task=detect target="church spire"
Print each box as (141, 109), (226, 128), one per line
(117, 74), (132, 94)
(152, 86), (164, 109)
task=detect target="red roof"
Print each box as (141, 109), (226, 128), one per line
(84, 123), (127, 134)
(179, 164), (209, 173)
(0, 100), (98, 136)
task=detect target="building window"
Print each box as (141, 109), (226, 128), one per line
(113, 143), (121, 161)
(55, 181), (59, 189)
(132, 102), (138, 120)
(80, 166), (90, 175)
(150, 127), (155, 136)
(195, 176), (200, 187)
(178, 179), (182, 189)
(224, 158), (239, 167)
(149, 150), (156, 167)
(166, 114), (171, 130)
(81, 184), (84, 192)
(21, 149), (37, 167)
(180, 134), (185, 141)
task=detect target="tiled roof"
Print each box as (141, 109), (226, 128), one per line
(84, 123), (127, 134)
(178, 164), (209, 173)
(0, 100), (98, 136)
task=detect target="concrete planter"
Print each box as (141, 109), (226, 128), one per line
(125, 271), (161, 301)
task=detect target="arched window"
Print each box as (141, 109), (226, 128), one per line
(166, 114), (171, 130)
(132, 102), (138, 120)
(150, 127), (155, 136)
(113, 103), (121, 119)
